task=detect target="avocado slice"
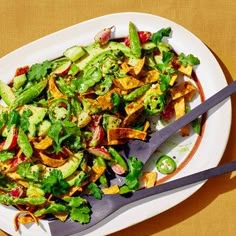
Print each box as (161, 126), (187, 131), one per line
(65, 170), (86, 186)
(20, 105), (47, 137)
(0, 80), (16, 106)
(76, 41), (139, 70)
(102, 113), (122, 131)
(44, 152), (84, 179)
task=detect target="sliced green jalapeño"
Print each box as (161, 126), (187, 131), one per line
(156, 155), (176, 174)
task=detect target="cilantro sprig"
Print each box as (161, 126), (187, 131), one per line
(47, 120), (82, 153)
(178, 53), (200, 67)
(156, 51), (175, 74)
(151, 27), (172, 44)
(41, 169), (70, 197)
(27, 60), (53, 82)
(20, 109), (33, 132)
(65, 197), (91, 223)
(125, 156), (144, 190)
(87, 182), (103, 200)
(34, 197), (91, 224)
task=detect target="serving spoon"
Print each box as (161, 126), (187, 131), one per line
(49, 81), (236, 235)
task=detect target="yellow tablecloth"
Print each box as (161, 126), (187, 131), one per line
(0, 1), (236, 235)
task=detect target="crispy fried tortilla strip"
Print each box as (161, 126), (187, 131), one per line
(174, 96), (185, 119)
(122, 105), (144, 127)
(129, 57), (145, 76)
(33, 136), (53, 150)
(48, 76), (66, 99)
(107, 128), (147, 144)
(143, 120), (150, 132)
(142, 70), (160, 83)
(169, 74), (178, 86)
(16, 180), (29, 188)
(38, 152), (67, 167)
(125, 96), (144, 115)
(142, 172), (157, 188)
(180, 124), (191, 136)
(106, 139), (127, 145)
(14, 211), (39, 231)
(54, 212), (68, 222)
(174, 96), (190, 136)
(61, 186), (83, 198)
(185, 89), (196, 101)
(170, 81), (196, 100)
(113, 76), (144, 90)
(121, 61), (131, 73)
(90, 165), (106, 182)
(102, 184), (120, 194)
(17, 215), (38, 225)
(96, 88), (120, 110)
(7, 171), (22, 180)
(178, 64), (193, 77)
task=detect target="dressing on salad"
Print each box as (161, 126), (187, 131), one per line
(0, 22), (200, 230)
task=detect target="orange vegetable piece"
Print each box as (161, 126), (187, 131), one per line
(142, 172), (157, 188)
(170, 81), (196, 100)
(33, 136), (53, 150)
(107, 128), (147, 144)
(38, 152), (67, 167)
(90, 165), (106, 182)
(129, 57), (146, 76)
(102, 184), (120, 194)
(113, 76), (144, 90)
(48, 76), (66, 99)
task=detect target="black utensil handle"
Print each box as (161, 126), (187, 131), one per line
(127, 160), (236, 203)
(151, 81), (236, 147)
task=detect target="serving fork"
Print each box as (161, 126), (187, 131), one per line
(49, 80), (236, 235)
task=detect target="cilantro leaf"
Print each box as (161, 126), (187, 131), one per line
(27, 60), (52, 82)
(156, 51), (175, 74)
(162, 51), (174, 64)
(64, 196), (87, 208)
(70, 205), (91, 224)
(0, 111), (8, 130)
(125, 156), (144, 190)
(178, 53), (200, 67)
(48, 121), (82, 153)
(87, 182), (103, 200)
(17, 162), (40, 181)
(6, 110), (20, 130)
(191, 118), (201, 134)
(0, 151), (15, 162)
(41, 169), (70, 197)
(159, 73), (171, 92)
(20, 109), (33, 132)
(63, 196), (91, 224)
(151, 27), (171, 44)
(186, 105), (201, 135)
(47, 121), (62, 153)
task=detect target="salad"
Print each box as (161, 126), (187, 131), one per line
(0, 22), (200, 230)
